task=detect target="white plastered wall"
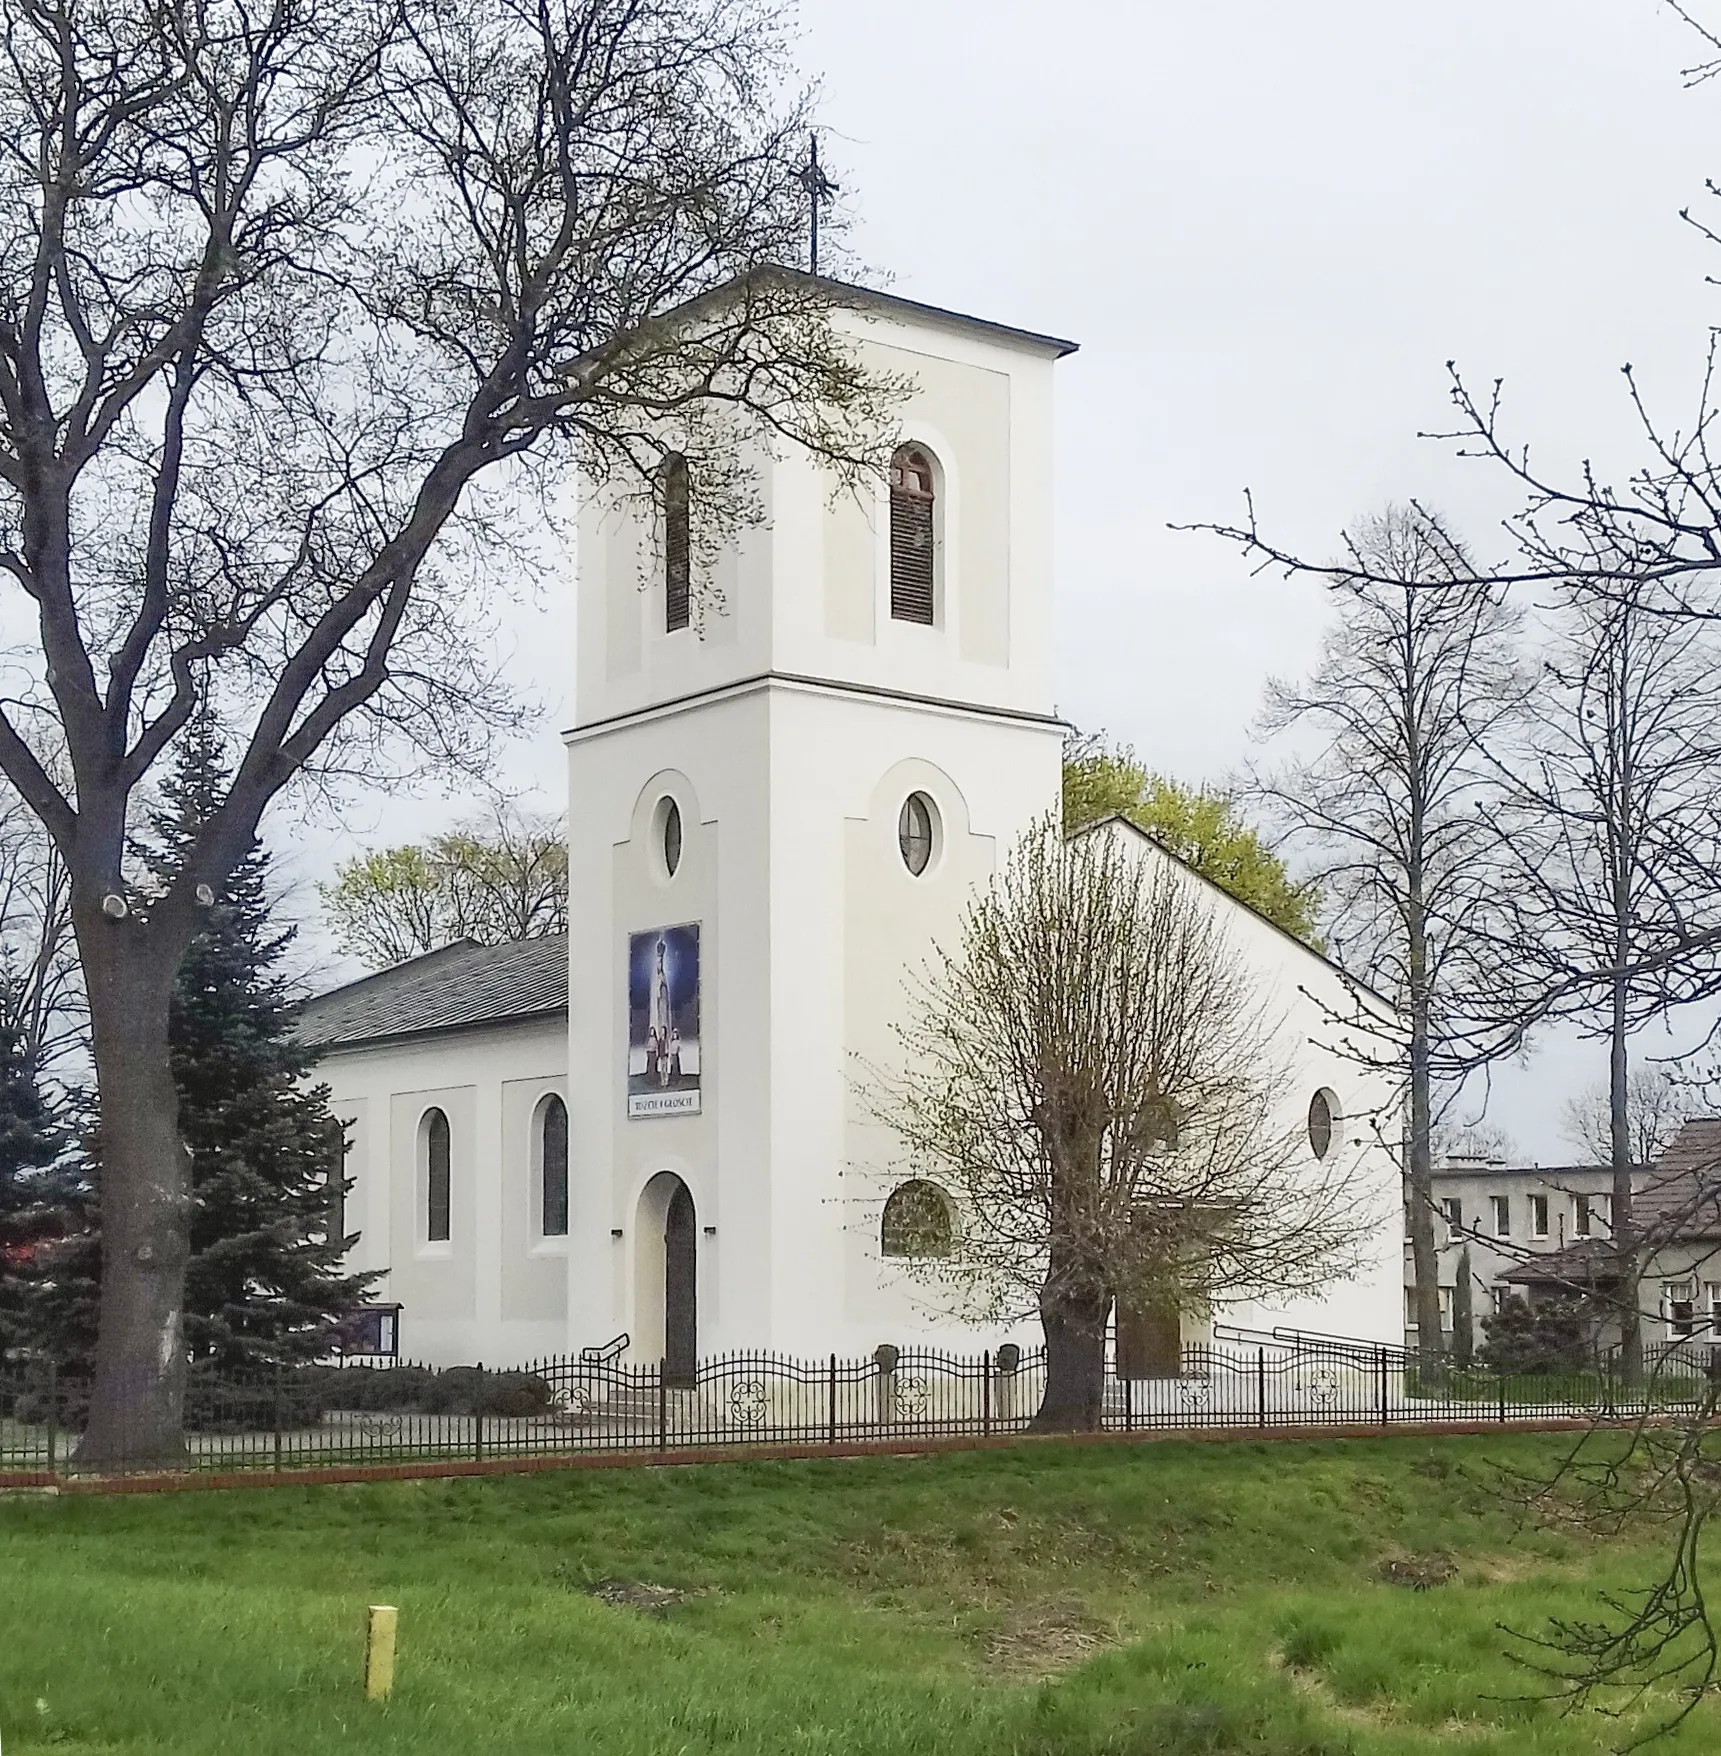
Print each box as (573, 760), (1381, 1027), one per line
(317, 1018), (567, 1365)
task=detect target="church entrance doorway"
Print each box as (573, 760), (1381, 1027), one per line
(1115, 1294), (1182, 1379)
(663, 1179), (697, 1387)
(635, 1171), (698, 1386)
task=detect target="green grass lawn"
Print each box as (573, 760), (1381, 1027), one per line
(0, 1433), (1713, 1754)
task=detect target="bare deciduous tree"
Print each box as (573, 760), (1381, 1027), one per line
(1485, 572), (1721, 1385)
(1562, 1067), (1697, 1170)
(0, 0), (899, 1463)
(320, 803), (567, 968)
(1251, 505), (1524, 1374)
(872, 817), (1380, 1432)
(0, 787), (80, 1087)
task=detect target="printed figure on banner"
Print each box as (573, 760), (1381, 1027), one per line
(628, 924), (701, 1116)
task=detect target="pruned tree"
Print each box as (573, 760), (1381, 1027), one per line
(1061, 733), (1322, 944)
(320, 803), (568, 968)
(873, 816), (1380, 1432)
(1483, 571), (1721, 1385)
(1252, 505), (1525, 1376)
(1562, 1067), (1697, 1170)
(0, 0), (898, 1463)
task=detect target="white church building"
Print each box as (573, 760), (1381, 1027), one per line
(298, 281), (1405, 1373)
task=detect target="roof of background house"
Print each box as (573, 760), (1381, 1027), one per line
(1501, 1238), (1626, 1288)
(1634, 1119), (1721, 1239)
(296, 934), (568, 1052)
(1433, 1161), (1635, 1181)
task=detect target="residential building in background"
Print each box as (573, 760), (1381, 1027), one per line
(1412, 1119), (1721, 1357)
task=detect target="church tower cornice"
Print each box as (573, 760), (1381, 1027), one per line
(562, 669), (1068, 746)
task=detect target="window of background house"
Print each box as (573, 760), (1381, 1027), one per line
(424, 1107), (451, 1242)
(1438, 1286), (1454, 1329)
(1574, 1195), (1594, 1238)
(1441, 1196), (1462, 1234)
(888, 445), (937, 624)
(1529, 1193), (1549, 1238)
(1665, 1280), (1697, 1338)
(1707, 1282), (1721, 1334)
(662, 453), (690, 632)
(540, 1094), (569, 1238)
(1491, 1194), (1510, 1237)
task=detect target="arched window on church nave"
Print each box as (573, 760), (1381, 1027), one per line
(539, 1093), (569, 1237)
(881, 1179), (954, 1259)
(888, 445), (937, 625)
(662, 452), (691, 632)
(423, 1107), (451, 1242)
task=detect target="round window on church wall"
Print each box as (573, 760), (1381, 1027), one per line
(661, 798), (682, 877)
(899, 792), (936, 876)
(1308, 1088), (1339, 1159)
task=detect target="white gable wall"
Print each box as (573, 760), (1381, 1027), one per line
(1092, 822), (1405, 1347)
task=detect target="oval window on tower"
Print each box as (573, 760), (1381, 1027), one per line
(1308, 1088), (1339, 1160)
(898, 792), (936, 876)
(661, 798), (682, 877)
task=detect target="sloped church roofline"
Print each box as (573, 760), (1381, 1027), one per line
(1074, 814), (1397, 1016)
(561, 266), (1080, 378)
(785, 270), (1080, 359)
(296, 933), (568, 1053)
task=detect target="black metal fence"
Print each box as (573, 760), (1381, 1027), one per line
(0, 1331), (1687, 1480)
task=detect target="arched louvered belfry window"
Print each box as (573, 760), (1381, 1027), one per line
(889, 445), (937, 624)
(424, 1107), (451, 1242)
(540, 1094), (569, 1237)
(662, 452), (691, 632)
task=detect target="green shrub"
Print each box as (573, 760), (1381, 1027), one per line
(312, 1364), (551, 1418)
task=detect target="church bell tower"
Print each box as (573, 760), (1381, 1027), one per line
(564, 283), (1076, 1362)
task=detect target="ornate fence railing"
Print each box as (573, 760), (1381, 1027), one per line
(0, 1337), (1684, 1479)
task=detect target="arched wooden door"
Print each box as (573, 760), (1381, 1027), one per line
(663, 1179), (698, 1388)
(1115, 1295), (1182, 1379)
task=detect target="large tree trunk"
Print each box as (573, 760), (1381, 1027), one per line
(1610, 978), (1643, 1388)
(1031, 1282), (1111, 1433)
(1406, 922), (1445, 1389)
(75, 926), (190, 1470)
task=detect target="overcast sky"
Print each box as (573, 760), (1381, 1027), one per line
(284, 0), (1721, 1161)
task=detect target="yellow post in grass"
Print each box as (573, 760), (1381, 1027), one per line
(364, 1605), (398, 1701)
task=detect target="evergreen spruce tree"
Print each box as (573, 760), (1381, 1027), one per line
(0, 999), (70, 1353)
(143, 714), (374, 1372)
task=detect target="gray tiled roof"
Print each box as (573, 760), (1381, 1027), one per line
(296, 934), (568, 1051)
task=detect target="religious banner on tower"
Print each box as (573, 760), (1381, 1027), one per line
(627, 924), (702, 1117)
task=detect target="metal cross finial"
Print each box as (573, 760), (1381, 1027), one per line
(794, 133), (839, 276)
